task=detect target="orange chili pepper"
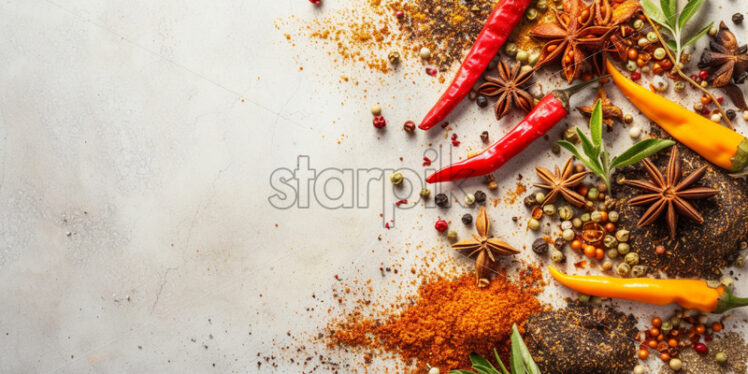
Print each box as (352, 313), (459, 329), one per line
(605, 59), (748, 173)
(548, 266), (748, 313)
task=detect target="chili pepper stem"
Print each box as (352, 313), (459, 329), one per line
(716, 287), (748, 313)
(553, 75), (611, 110)
(642, 13), (734, 130)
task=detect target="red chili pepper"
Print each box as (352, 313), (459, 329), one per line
(426, 76), (608, 183)
(418, 0), (532, 130)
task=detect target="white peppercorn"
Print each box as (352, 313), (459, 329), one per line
(543, 204), (556, 216)
(562, 229), (575, 241)
(572, 217), (582, 228)
(608, 211), (619, 222)
(561, 220), (573, 230)
(558, 206), (573, 221)
(591, 211), (602, 222)
(624, 252), (639, 265)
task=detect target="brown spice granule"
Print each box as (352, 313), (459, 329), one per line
(658, 332), (748, 374)
(327, 266), (544, 371)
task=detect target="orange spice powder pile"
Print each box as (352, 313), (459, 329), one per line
(327, 266), (545, 371)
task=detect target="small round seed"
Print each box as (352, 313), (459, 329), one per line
(528, 218), (541, 231)
(370, 104), (382, 116)
(419, 47), (431, 59)
(629, 126), (641, 139)
(647, 31), (658, 42)
(464, 193), (475, 206)
(624, 252), (640, 265)
(551, 249), (564, 263)
(633, 19), (644, 30)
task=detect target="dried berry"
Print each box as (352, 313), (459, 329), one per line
(733, 13), (744, 24)
(403, 120), (416, 132)
(474, 190), (487, 204)
(461, 213), (473, 225)
(476, 95), (488, 108)
(480, 131), (489, 143)
(373, 115), (386, 129)
(435, 193), (449, 208)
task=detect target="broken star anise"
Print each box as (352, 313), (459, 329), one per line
(530, 0), (614, 82)
(576, 86), (623, 128)
(452, 206), (519, 287)
(624, 147), (719, 240)
(698, 21), (748, 87)
(533, 156), (590, 207)
(477, 60), (534, 120)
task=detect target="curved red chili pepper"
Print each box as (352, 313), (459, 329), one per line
(418, 0), (532, 130)
(426, 77), (608, 183)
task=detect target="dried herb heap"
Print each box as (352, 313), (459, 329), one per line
(624, 146), (719, 240)
(477, 60), (535, 120)
(452, 206), (520, 287)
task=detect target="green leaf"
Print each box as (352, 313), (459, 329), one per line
(557, 141), (604, 176)
(576, 127), (599, 160)
(510, 327), (526, 374)
(641, 0), (667, 27)
(610, 139), (675, 168)
(683, 22), (713, 47)
(494, 349), (510, 374)
(450, 371), (477, 374)
(469, 353), (501, 374)
(511, 324), (541, 374)
(589, 100), (604, 149)
(666, 39), (677, 51)
(678, 0), (705, 30)
(660, 0), (676, 28)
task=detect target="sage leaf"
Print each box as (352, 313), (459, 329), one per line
(683, 22), (713, 47)
(557, 140), (603, 176)
(577, 127), (599, 160)
(469, 352), (501, 374)
(589, 99), (603, 149)
(660, 0), (676, 28)
(641, 0), (667, 27)
(610, 139), (675, 168)
(512, 324), (541, 374)
(678, 0), (705, 31)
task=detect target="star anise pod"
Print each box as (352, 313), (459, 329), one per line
(477, 60), (534, 120)
(533, 157), (589, 207)
(624, 147), (719, 240)
(698, 21), (748, 87)
(530, 0), (614, 82)
(576, 86), (623, 128)
(452, 206), (519, 287)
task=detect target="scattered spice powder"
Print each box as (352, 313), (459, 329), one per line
(292, 0), (497, 73)
(327, 266), (545, 371)
(659, 332), (748, 374)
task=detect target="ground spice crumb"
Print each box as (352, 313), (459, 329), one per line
(327, 266), (544, 371)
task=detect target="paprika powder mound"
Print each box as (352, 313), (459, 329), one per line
(327, 266), (545, 371)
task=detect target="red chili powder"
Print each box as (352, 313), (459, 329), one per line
(328, 266), (545, 371)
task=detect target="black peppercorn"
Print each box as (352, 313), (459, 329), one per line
(554, 237), (566, 250)
(480, 130), (489, 143)
(461, 213), (473, 225)
(524, 194), (537, 208)
(532, 238), (549, 255)
(726, 109), (737, 121)
(474, 190), (487, 204)
(733, 13), (744, 24)
(435, 193), (449, 207)
(476, 95), (488, 108)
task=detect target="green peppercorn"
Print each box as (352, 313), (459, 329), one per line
(558, 205), (573, 220)
(505, 42), (518, 57)
(525, 8), (538, 21)
(617, 242), (630, 255)
(420, 188), (431, 199)
(390, 172), (404, 185)
(631, 265), (647, 277)
(551, 249), (565, 263)
(587, 188), (599, 200)
(528, 218), (540, 231)
(615, 229), (630, 242)
(591, 211), (602, 222)
(572, 217), (583, 228)
(580, 213), (591, 222)
(447, 230), (458, 241)
(536, 0), (548, 11)
(543, 204), (556, 216)
(607, 248), (618, 259)
(590, 296), (602, 305)
(624, 252), (639, 266)
(516, 50), (529, 64)
(715, 352), (727, 363)
(647, 31), (658, 42)
(661, 321), (673, 333)
(527, 52), (540, 66)
(578, 294), (590, 303)
(653, 47), (666, 60)
(603, 235), (618, 249)
(535, 192), (546, 203)
(617, 262), (631, 276)
(674, 81), (686, 92)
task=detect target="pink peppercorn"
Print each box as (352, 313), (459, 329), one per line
(309, 0), (321, 4)
(631, 72), (641, 81)
(704, 335), (713, 342)
(699, 70), (709, 80)
(395, 10), (404, 18)
(655, 245), (665, 255)
(690, 74), (699, 81)
(717, 96), (724, 103)
(425, 67), (438, 76)
(435, 219), (448, 232)
(373, 115), (386, 129)
(693, 342), (708, 355)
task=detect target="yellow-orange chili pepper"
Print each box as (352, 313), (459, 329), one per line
(606, 59), (748, 173)
(548, 266), (748, 313)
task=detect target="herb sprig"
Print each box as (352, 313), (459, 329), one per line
(641, 0), (712, 66)
(557, 99), (675, 193)
(450, 324), (540, 374)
